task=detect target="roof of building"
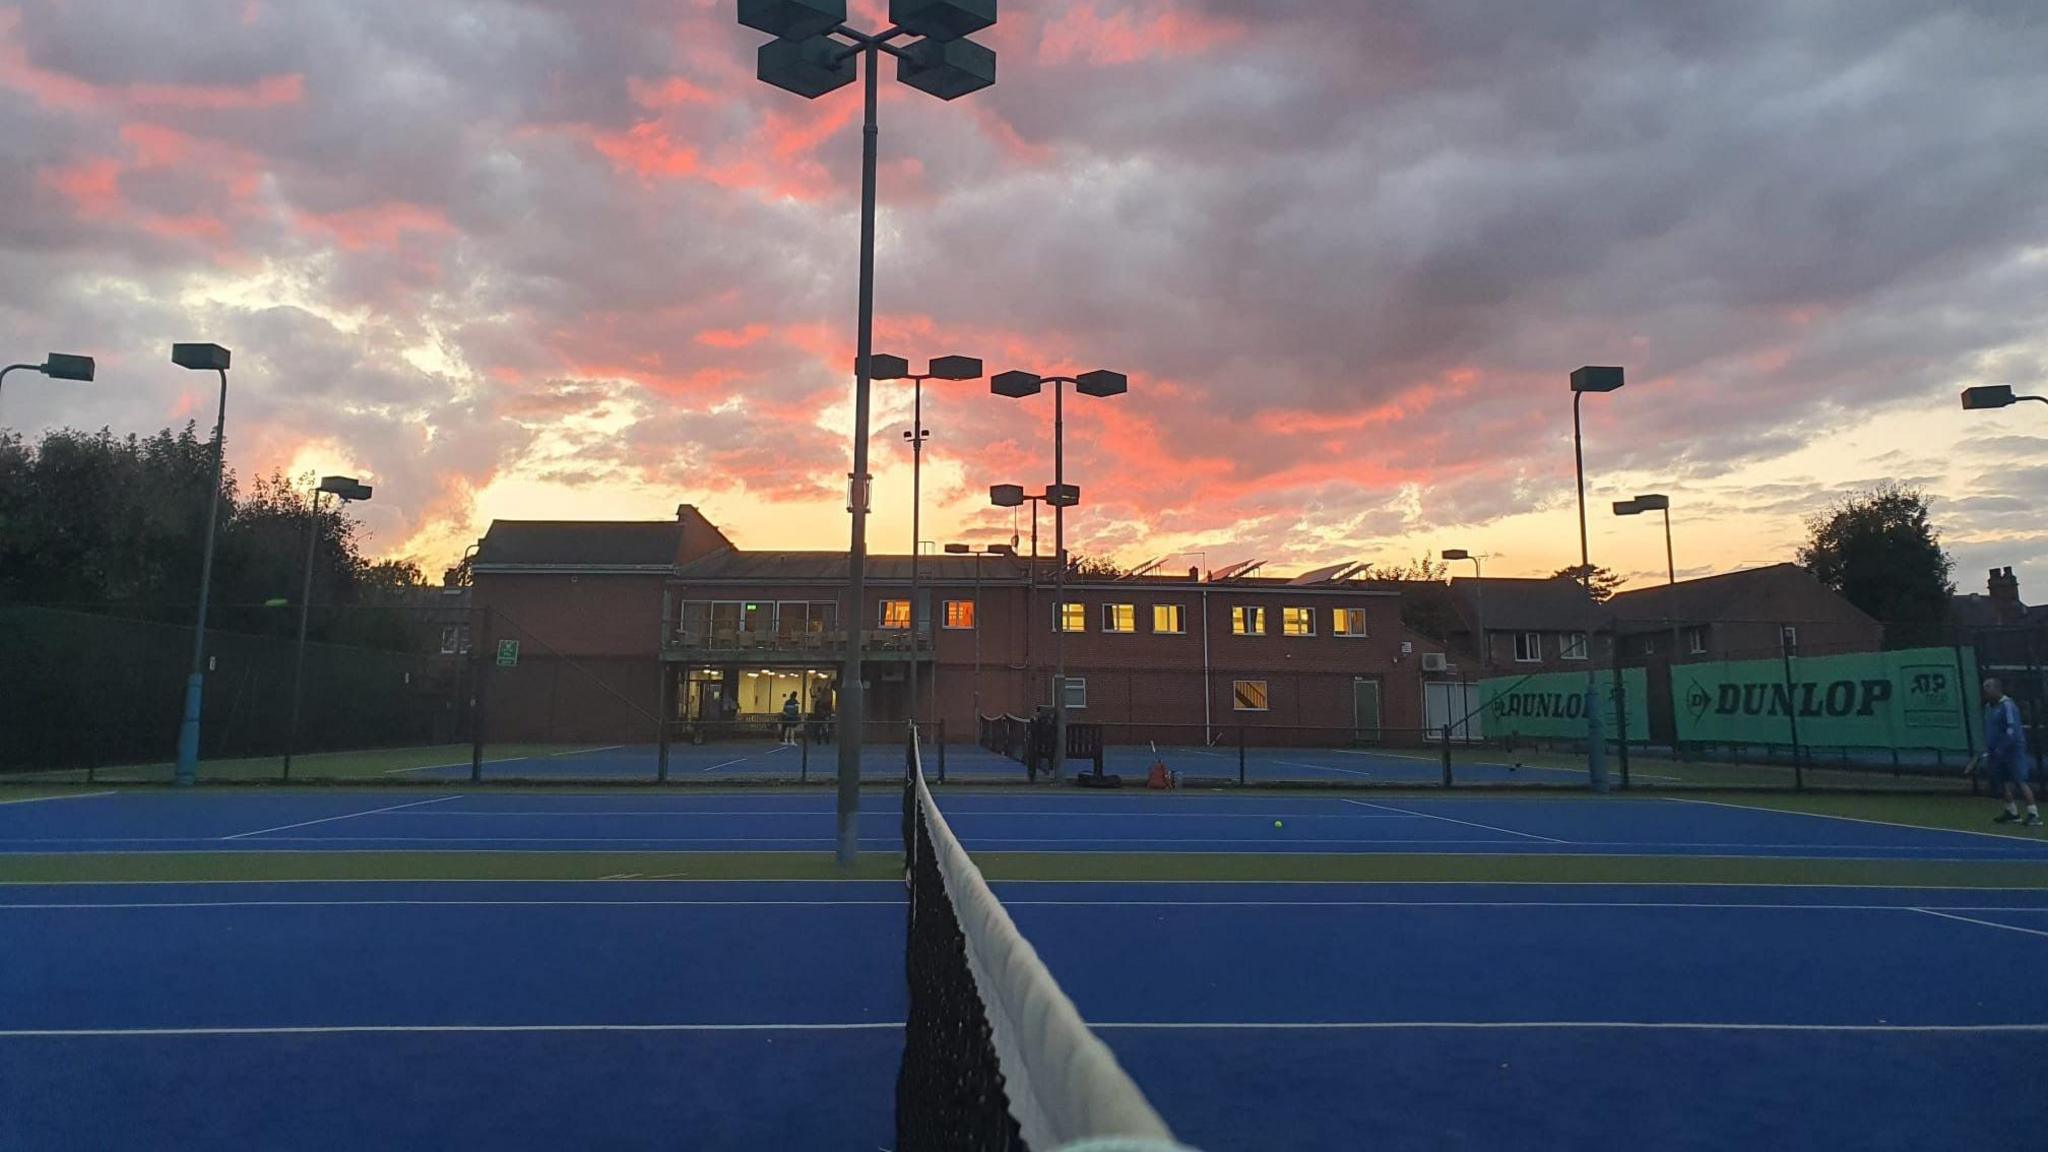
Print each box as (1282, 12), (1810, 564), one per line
(1447, 577), (1600, 632)
(671, 550), (1033, 583)
(1606, 563), (1875, 629)
(475, 520), (683, 569)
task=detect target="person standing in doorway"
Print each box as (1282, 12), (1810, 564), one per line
(1969, 678), (2038, 827)
(779, 692), (802, 746)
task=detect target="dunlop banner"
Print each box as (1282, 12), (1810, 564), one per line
(1670, 646), (1980, 752)
(1478, 668), (1651, 740)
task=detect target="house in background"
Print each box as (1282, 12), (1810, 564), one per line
(1440, 577), (1605, 674)
(1607, 563), (1884, 663)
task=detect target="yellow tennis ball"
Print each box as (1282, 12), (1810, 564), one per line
(1273, 820), (1284, 828)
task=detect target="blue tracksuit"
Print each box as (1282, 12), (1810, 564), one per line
(1982, 696), (2031, 784)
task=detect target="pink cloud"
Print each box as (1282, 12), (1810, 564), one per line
(1038, 1), (1245, 67)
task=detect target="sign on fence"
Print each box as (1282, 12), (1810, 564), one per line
(1478, 668), (1650, 741)
(495, 639), (520, 668)
(1670, 646), (1979, 752)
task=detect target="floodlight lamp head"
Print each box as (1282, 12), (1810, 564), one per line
(1569, 365), (1624, 393)
(1074, 369), (1128, 398)
(41, 353), (93, 381)
(171, 343), (231, 372)
(989, 483), (1026, 508)
(1960, 385), (2017, 411)
(990, 370), (1042, 398)
(927, 355), (982, 381)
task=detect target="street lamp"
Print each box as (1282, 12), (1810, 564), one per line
(1961, 384), (2046, 412)
(1613, 494), (1674, 585)
(874, 354), (983, 726)
(1569, 365), (1623, 793)
(991, 367), (1127, 780)
(0, 353), (95, 408)
(170, 342), (232, 786)
(738, 0), (998, 868)
(284, 475), (373, 780)
(944, 542), (1004, 722)
(1441, 548), (1486, 669)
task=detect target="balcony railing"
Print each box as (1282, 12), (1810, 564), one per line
(664, 629), (932, 659)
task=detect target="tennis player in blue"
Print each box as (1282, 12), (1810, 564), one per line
(1969, 678), (2038, 827)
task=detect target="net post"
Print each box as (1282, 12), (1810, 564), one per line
(470, 608), (487, 783)
(1611, 657), (1631, 790)
(1441, 724), (1453, 786)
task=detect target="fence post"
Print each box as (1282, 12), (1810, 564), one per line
(1611, 658), (1631, 790)
(1238, 723), (1247, 786)
(937, 717), (947, 784)
(470, 609), (487, 783)
(1441, 723), (1453, 787)
(1778, 624), (1803, 790)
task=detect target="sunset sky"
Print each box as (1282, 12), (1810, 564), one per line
(2, 1), (2043, 596)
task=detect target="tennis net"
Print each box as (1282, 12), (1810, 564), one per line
(898, 725), (1191, 1152)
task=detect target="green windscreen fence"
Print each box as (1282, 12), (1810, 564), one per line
(1670, 646), (1980, 753)
(1479, 668), (1651, 741)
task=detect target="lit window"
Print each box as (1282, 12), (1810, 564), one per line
(1232, 606), (1266, 635)
(1102, 603), (1136, 633)
(1282, 607), (1315, 636)
(944, 600), (975, 630)
(1686, 626), (1707, 655)
(1515, 632), (1541, 662)
(1333, 608), (1369, 637)
(1232, 680), (1270, 711)
(1561, 632), (1588, 660)
(878, 600), (911, 630)
(1153, 603), (1186, 634)
(1058, 602), (1086, 632)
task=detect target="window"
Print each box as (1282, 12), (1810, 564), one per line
(878, 599), (911, 630)
(1057, 676), (1087, 709)
(1153, 603), (1186, 634)
(1102, 603), (1136, 633)
(1780, 626), (1798, 652)
(439, 624), (467, 655)
(1281, 607), (1315, 636)
(1058, 602), (1086, 632)
(1232, 606), (1266, 635)
(1232, 680), (1270, 711)
(1686, 626), (1707, 655)
(1514, 632), (1541, 662)
(1333, 608), (1369, 637)
(1561, 632), (1588, 661)
(944, 600), (976, 630)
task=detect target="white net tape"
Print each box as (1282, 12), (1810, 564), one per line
(912, 764), (1193, 1152)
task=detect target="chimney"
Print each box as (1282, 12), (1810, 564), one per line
(1188, 566), (1201, 582)
(1989, 566), (2022, 624)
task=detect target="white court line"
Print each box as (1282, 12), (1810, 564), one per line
(219, 795), (462, 840)
(384, 746), (631, 775)
(6, 898), (2046, 912)
(1913, 907), (2048, 940)
(0, 899), (903, 910)
(0, 791), (115, 807)
(375, 809), (1419, 820)
(0, 1022), (903, 1039)
(1662, 796), (2039, 844)
(1088, 1020), (2048, 1034)
(702, 746), (792, 774)
(1341, 798), (1569, 844)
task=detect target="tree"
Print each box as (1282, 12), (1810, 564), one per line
(1797, 483), (1954, 624)
(1551, 563), (1623, 603)
(1065, 553), (1128, 580)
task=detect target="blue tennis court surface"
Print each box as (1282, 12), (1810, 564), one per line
(390, 739), (1563, 784)
(4, 876), (2042, 1150)
(6, 789), (2046, 859)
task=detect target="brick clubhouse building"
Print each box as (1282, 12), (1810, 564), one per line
(470, 505), (1455, 745)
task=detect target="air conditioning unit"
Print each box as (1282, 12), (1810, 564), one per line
(1421, 652), (1450, 673)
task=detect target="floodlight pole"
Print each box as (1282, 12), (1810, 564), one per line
(836, 41), (879, 868)
(176, 366), (230, 785)
(285, 487), (330, 781)
(1571, 388), (1607, 793)
(1053, 378), (1068, 780)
